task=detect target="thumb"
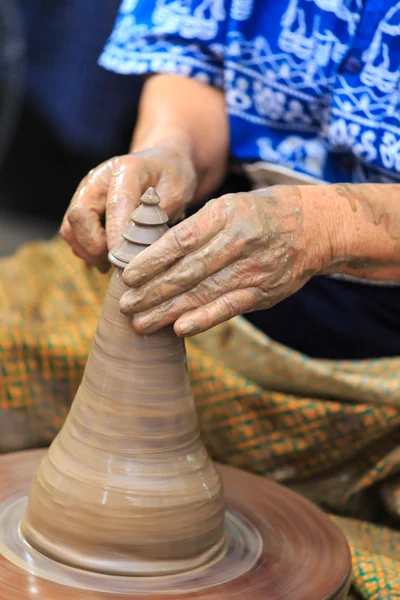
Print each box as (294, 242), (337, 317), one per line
(105, 158), (151, 250)
(155, 163), (197, 223)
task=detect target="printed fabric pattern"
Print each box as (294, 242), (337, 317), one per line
(99, 0), (400, 184)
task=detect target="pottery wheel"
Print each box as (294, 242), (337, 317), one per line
(0, 449), (351, 599)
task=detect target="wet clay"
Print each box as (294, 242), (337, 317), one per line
(0, 449), (352, 600)
(20, 189), (225, 575)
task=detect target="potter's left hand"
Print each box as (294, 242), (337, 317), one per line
(120, 186), (333, 336)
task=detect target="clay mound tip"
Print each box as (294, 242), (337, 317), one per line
(141, 187), (161, 206)
(130, 188), (169, 226)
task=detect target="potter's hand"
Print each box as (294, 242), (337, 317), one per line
(60, 144), (197, 272)
(120, 186), (332, 336)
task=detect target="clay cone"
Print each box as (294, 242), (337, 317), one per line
(21, 189), (225, 576)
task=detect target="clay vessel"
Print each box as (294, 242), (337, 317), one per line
(21, 189), (225, 576)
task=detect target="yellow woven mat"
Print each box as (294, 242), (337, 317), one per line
(0, 237), (399, 598)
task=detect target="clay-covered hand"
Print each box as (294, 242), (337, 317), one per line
(119, 186), (332, 336)
(60, 144), (197, 272)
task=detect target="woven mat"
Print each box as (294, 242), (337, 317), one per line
(0, 237), (399, 599)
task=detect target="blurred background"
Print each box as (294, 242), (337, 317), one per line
(0, 0), (144, 256)
(0, 0), (248, 258)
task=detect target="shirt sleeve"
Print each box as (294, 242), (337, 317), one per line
(98, 0), (226, 88)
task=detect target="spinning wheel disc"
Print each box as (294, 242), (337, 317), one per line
(0, 449), (351, 599)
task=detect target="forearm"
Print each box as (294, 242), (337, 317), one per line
(299, 184), (400, 282)
(131, 74), (229, 201)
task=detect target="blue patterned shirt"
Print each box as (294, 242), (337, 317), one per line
(99, 0), (400, 184)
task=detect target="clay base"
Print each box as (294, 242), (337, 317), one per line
(0, 450), (352, 600)
(20, 517), (228, 577)
(19, 268), (225, 575)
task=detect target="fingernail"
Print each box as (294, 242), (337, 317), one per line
(120, 293), (137, 313)
(122, 266), (139, 287)
(177, 319), (201, 336)
(133, 315), (161, 335)
(134, 315), (154, 330)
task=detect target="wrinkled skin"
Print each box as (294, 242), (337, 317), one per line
(119, 187), (331, 337)
(60, 146), (197, 272)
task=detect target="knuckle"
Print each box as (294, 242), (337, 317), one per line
(66, 204), (85, 225)
(201, 196), (230, 229)
(87, 160), (112, 185)
(111, 155), (127, 171)
(59, 224), (70, 242)
(186, 284), (209, 307)
(111, 154), (151, 188)
(115, 154), (139, 170)
(218, 194), (237, 214)
(170, 228), (186, 252)
(169, 223), (196, 254)
(220, 294), (241, 319)
(202, 197), (220, 214)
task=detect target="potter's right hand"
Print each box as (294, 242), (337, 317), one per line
(60, 145), (197, 272)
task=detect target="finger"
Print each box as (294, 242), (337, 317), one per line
(59, 216), (76, 251)
(64, 161), (112, 265)
(155, 166), (196, 222)
(66, 206), (108, 268)
(130, 258), (259, 333)
(129, 263), (241, 333)
(174, 288), (260, 337)
(59, 218), (92, 263)
(61, 204), (110, 271)
(122, 199), (221, 288)
(106, 157), (153, 250)
(60, 224), (110, 272)
(120, 230), (240, 314)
